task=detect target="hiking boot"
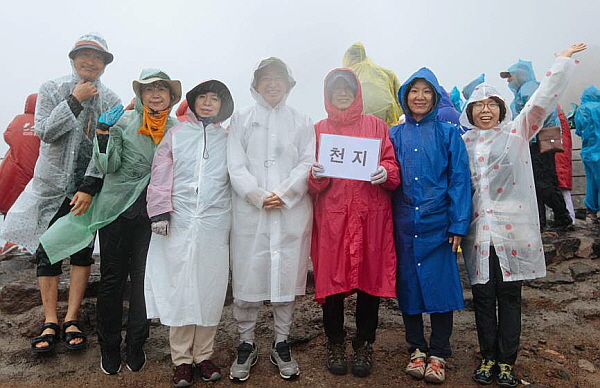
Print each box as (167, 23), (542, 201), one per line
(405, 348), (427, 379)
(326, 342), (347, 375)
(172, 363), (193, 387)
(100, 350), (122, 375)
(198, 359), (222, 382)
(497, 363), (518, 387)
(472, 358), (496, 385)
(270, 340), (300, 379)
(229, 341), (258, 382)
(550, 215), (574, 231)
(126, 347), (146, 372)
(351, 340), (373, 377)
(424, 356), (446, 384)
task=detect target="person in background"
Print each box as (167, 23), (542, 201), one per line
(390, 67), (471, 384)
(501, 60), (572, 230)
(438, 86), (465, 133)
(0, 93), (39, 257)
(462, 44), (585, 387)
(449, 86), (463, 112)
(342, 42), (402, 127)
(575, 85), (600, 224)
(463, 74), (485, 101)
(555, 105), (576, 223)
(40, 69), (181, 374)
(227, 57), (314, 382)
(175, 99), (189, 122)
(0, 33), (120, 354)
(145, 80), (234, 387)
(309, 68), (400, 377)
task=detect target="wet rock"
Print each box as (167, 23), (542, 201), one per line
(569, 263), (599, 280)
(575, 344), (585, 351)
(576, 236), (595, 258)
(0, 256), (34, 284)
(527, 272), (574, 289)
(578, 359), (596, 373)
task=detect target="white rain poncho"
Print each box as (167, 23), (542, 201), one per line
(228, 58), (315, 303)
(144, 81), (233, 326)
(0, 43), (120, 253)
(460, 57), (578, 285)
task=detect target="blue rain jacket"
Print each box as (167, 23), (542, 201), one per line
(462, 73), (485, 100)
(575, 86), (600, 164)
(507, 60), (557, 128)
(390, 67), (471, 314)
(438, 86), (465, 134)
(449, 86), (463, 112)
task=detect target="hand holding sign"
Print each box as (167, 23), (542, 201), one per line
(318, 134), (381, 181)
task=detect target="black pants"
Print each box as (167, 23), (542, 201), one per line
(322, 291), (380, 345)
(530, 142), (571, 228)
(403, 311), (454, 358)
(471, 247), (522, 364)
(97, 213), (151, 354)
(36, 198), (94, 277)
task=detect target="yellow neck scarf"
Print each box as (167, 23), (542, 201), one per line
(138, 106), (169, 144)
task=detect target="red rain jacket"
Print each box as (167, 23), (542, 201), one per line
(0, 94), (39, 214)
(309, 68), (400, 303)
(555, 105), (572, 189)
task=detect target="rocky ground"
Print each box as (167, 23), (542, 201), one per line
(0, 224), (599, 388)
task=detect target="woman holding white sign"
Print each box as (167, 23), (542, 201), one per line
(309, 68), (400, 378)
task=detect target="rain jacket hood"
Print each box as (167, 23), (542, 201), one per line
(449, 86), (463, 112)
(324, 68), (363, 125)
(462, 74), (485, 100)
(504, 60), (536, 93)
(186, 80), (234, 123)
(24, 94), (37, 114)
(250, 57), (296, 109)
(581, 85), (600, 103)
(575, 85), (600, 164)
(399, 67), (442, 124)
(342, 42), (402, 127)
(459, 84), (513, 130)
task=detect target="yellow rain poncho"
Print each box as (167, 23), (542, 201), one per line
(342, 42), (402, 127)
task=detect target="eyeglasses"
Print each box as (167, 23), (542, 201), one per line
(473, 101), (501, 111)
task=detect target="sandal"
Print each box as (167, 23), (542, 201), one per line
(63, 320), (88, 351)
(31, 322), (60, 353)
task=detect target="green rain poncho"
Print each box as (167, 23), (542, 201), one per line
(40, 69), (178, 263)
(342, 42), (402, 127)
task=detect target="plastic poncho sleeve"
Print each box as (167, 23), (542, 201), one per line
(271, 118), (316, 209)
(146, 129), (175, 218)
(227, 112), (269, 209)
(93, 122), (124, 174)
(447, 127), (471, 236)
(515, 57), (577, 141)
(34, 82), (81, 143)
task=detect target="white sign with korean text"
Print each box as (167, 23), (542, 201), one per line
(318, 134), (381, 182)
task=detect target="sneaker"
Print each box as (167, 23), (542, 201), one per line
(405, 349), (427, 379)
(424, 356), (446, 384)
(473, 359), (496, 385)
(229, 342), (258, 382)
(198, 359), (222, 382)
(126, 347), (146, 372)
(100, 351), (122, 375)
(172, 363), (193, 387)
(270, 340), (300, 379)
(497, 363), (518, 388)
(351, 340), (373, 377)
(326, 342), (347, 375)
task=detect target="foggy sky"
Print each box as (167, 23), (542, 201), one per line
(1, 0), (599, 155)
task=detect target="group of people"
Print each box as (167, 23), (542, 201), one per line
(0, 32), (588, 388)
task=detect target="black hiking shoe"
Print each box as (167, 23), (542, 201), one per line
(326, 342), (347, 375)
(497, 363), (518, 387)
(473, 358), (496, 385)
(126, 347), (146, 372)
(100, 350), (122, 375)
(351, 340), (373, 377)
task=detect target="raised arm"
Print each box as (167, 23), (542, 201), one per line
(515, 43), (586, 140)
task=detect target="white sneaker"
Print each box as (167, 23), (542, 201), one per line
(270, 340), (300, 379)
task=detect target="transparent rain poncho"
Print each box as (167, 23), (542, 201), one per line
(39, 69), (178, 262)
(460, 57), (578, 285)
(227, 58), (315, 303)
(342, 42), (402, 127)
(145, 81), (234, 326)
(0, 45), (120, 253)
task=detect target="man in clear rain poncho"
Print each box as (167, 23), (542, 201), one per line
(501, 60), (572, 230)
(0, 33), (120, 354)
(227, 57), (315, 382)
(343, 42), (402, 127)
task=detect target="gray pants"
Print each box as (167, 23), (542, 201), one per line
(233, 299), (295, 343)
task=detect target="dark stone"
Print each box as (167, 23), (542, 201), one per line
(569, 263), (599, 280)
(575, 344), (585, 351)
(527, 272), (574, 289)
